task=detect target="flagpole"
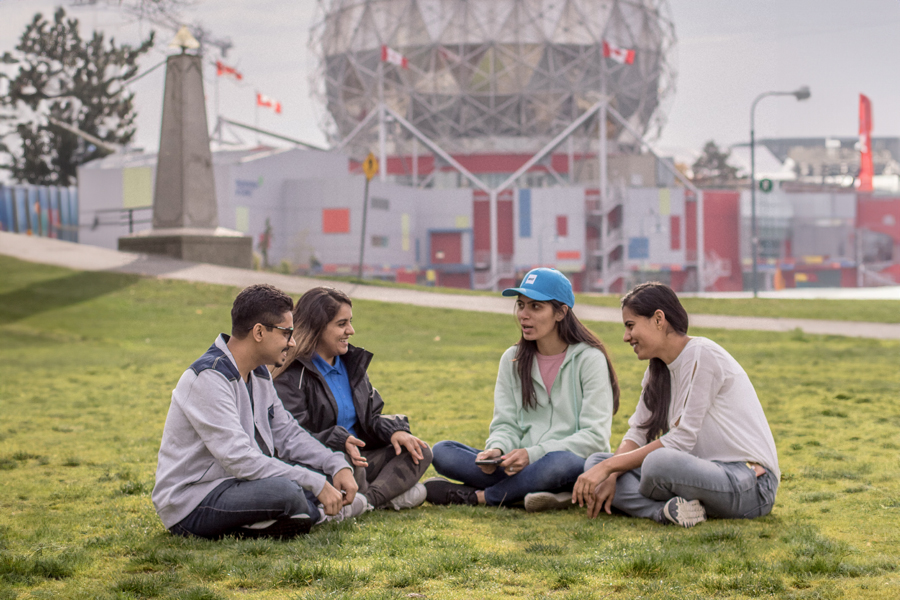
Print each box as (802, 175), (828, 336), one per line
(599, 51), (609, 293)
(378, 58), (387, 183)
(215, 70), (220, 142)
(254, 91), (260, 145)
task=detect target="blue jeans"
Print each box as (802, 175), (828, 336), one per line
(170, 477), (321, 539)
(432, 440), (586, 506)
(585, 448), (778, 523)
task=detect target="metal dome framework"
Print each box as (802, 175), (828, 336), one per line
(310, 0), (678, 155)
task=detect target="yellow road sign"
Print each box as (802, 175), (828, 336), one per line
(363, 153), (379, 181)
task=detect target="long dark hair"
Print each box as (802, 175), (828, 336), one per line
(620, 282), (689, 444)
(515, 299), (619, 414)
(272, 287), (352, 379)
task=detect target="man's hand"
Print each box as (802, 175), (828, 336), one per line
(345, 435), (368, 468)
(499, 448), (530, 476)
(476, 448), (503, 474)
(390, 431), (429, 465)
(332, 467), (358, 506)
(573, 463), (611, 508)
(316, 482), (344, 516)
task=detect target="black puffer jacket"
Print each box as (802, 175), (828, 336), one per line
(273, 345), (411, 453)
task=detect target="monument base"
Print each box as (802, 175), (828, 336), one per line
(119, 227), (253, 269)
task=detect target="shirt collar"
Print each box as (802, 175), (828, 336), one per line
(312, 353), (343, 375)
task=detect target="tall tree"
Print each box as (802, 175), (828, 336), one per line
(691, 140), (739, 187)
(0, 8), (154, 185)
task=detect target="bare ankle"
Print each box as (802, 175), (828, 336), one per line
(475, 490), (486, 505)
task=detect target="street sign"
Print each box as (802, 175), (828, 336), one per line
(363, 153), (379, 181)
(759, 178), (773, 193)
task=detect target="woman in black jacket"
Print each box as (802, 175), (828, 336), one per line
(273, 287), (432, 510)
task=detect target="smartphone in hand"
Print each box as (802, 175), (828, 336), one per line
(475, 458), (504, 466)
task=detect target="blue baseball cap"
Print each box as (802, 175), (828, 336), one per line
(502, 268), (575, 308)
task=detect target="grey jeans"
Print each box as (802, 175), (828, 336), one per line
(585, 448), (778, 523)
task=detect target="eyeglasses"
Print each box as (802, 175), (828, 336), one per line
(255, 323), (294, 341)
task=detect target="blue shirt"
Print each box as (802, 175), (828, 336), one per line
(312, 354), (357, 437)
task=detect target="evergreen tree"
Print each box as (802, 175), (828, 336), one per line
(691, 140), (739, 187)
(0, 8), (154, 185)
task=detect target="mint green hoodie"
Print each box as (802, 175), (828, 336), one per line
(484, 342), (615, 464)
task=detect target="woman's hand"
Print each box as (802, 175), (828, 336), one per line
(586, 474), (618, 519)
(344, 435), (368, 467)
(500, 448), (530, 476)
(390, 431), (429, 465)
(573, 463), (611, 508)
(476, 448), (502, 474)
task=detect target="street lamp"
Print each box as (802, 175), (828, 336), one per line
(750, 86), (810, 297)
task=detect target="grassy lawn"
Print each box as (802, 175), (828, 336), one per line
(310, 275), (900, 324)
(1, 254), (899, 599)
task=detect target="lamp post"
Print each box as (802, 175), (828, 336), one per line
(750, 86), (810, 297)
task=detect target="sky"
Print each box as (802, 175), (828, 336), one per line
(1, 0), (898, 165)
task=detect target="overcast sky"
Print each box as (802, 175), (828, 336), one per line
(2, 0), (898, 164)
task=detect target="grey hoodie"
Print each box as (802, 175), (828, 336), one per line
(152, 335), (350, 529)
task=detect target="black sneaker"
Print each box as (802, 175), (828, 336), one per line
(236, 513), (316, 539)
(424, 477), (478, 506)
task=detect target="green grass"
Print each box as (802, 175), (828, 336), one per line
(307, 273), (900, 323)
(1, 254), (899, 599)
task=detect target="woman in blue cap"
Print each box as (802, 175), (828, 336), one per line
(426, 268), (620, 511)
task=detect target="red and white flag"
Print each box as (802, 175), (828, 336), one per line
(215, 60), (243, 81)
(381, 45), (409, 69)
(603, 41), (635, 65)
(256, 92), (282, 114)
(857, 93), (874, 192)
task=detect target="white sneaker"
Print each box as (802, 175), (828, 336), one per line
(524, 491), (574, 513)
(661, 497), (707, 528)
(317, 493), (374, 524)
(387, 483), (427, 511)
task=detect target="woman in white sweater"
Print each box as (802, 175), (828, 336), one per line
(573, 282), (779, 527)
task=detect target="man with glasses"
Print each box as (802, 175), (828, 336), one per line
(152, 284), (363, 539)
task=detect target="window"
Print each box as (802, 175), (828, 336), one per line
(556, 215), (568, 237)
(371, 197), (390, 210)
(371, 235), (389, 247)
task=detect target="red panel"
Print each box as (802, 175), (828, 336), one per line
(557, 250), (581, 260)
(685, 200), (697, 260)
(498, 199), (514, 256)
(857, 195), (900, 242)
(702, 191), (742, 292)
(670, 270), (689, 292)
(556, 215), (568, 237)
(431, 232), (462, 264)
(437, 272), (471, 289)
(396, 269), (417, 284)
(322, 209), (350, 233)
(473, 199), (490, 252)
(670, 215), (681, 250)
(841, 267), (858, 288)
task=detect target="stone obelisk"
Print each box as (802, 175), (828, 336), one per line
(119, 27), (251, 268)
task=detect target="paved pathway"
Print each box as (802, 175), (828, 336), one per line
(2, 232), (899, 340)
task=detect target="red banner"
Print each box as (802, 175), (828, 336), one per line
(858, 94), (873, 192)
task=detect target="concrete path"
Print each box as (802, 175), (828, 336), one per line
(2, 231), (899, 340)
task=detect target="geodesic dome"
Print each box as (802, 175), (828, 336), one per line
(311, 0), (677, 155)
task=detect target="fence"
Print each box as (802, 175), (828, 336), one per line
(0, 184), (79, 242)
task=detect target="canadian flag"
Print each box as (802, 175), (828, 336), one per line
(603, 41), (635, 65)
(381, 45), (409, 69)
(257, 93), (282, 114)
(215, 61), (243, 81)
